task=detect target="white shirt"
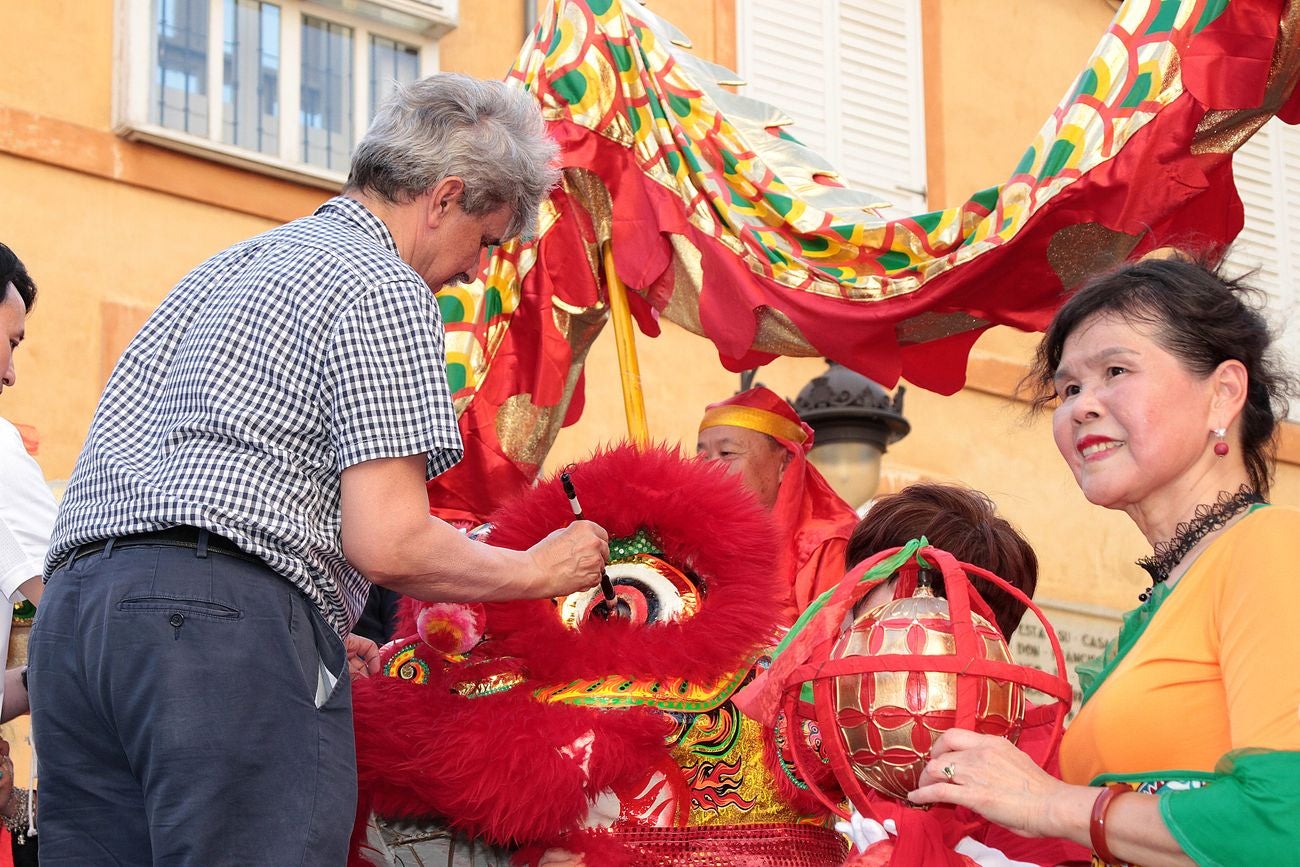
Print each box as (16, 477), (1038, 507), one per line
(0, 416), (56, 711)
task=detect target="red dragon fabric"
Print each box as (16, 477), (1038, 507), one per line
(427, 0), (1300, 525)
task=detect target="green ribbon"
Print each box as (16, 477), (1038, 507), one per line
(770, 537), (929, 704)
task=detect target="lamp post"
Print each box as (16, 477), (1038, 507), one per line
(792, 361), (911, 509)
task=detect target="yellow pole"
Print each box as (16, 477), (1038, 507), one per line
(601, 242), (650, 445)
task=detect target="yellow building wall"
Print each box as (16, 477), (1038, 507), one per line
(0, 154), (286, 476)
(0, 2), (114, 129)
(0, 1), (549, 477)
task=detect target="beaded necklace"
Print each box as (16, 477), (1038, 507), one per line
(1135, 485), (1265, 602)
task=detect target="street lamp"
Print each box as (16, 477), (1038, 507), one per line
(793, 361), (911, 508)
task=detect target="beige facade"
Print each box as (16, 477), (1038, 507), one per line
(2, 0), (1297, 674)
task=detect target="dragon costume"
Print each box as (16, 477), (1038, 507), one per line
(350, 445), (850, 866)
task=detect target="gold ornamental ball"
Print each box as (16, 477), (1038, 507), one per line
(829, 581), (1024, 801)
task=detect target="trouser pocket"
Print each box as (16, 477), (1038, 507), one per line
(289, 593), (346, 709)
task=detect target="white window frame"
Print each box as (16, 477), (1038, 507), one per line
(114, 0), (457, 189)
(736, 0), (928, 215)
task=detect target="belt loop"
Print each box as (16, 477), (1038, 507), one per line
(196, 529), (210, 559)
(102, 538), (116, 560)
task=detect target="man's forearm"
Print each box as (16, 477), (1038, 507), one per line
(365, 515), (544, 601)
(17, 576), (41, 607)
(340, 454), (607, 603)
(1, 667), (28, 723)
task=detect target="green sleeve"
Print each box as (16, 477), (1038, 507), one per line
(1160, 750), (1300, 866)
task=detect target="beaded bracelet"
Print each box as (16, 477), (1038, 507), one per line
(1089, 783), (1131, 865)
(2, 787), (30, 843)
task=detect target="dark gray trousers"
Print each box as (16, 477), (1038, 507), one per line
(29, 539), (356, 866)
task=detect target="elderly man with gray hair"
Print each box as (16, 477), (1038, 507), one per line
(30, 73), (609, 865)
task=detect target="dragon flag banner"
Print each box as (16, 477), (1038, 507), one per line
(427, 0), (1300, 523)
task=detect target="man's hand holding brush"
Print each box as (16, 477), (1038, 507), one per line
(527, 519), (611, 598)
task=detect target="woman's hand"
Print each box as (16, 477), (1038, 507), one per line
(0, 739), (14, 815)
(909, 728), (1086, 839)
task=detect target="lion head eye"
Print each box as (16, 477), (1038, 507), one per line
(557, 554), (701, 629)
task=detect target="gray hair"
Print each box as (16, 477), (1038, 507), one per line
(346, 73), (560, 240)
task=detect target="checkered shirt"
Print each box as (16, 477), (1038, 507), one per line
(47, 196), (463, 635)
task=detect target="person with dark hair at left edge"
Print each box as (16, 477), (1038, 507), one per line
(0, 241), (50, 861)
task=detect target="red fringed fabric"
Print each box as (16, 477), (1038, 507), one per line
(517, 823), (850, 867)
(427, 1), (1300, 526)
(353, 674), (671, 846)
(425, 186), (603, 525)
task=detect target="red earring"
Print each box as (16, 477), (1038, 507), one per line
(1213, 428), (1229, 457)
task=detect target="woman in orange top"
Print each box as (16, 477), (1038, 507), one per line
(909, 255), (1300, 865)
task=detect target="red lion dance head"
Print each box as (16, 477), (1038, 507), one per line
(351, 444), (850, 866)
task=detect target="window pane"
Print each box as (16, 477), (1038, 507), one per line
(369, 36), (420, 122)
(222, 0), (280, 154)
(151, 0), (210, 136)
(300, 16), (354, 171)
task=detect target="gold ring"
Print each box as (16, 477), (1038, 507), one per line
(942, 763), (956, 781)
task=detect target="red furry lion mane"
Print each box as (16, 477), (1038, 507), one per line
(352, 444), (786, 859)
(474, 443), (785, 683)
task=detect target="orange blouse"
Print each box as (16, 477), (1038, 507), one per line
(1060, 506), (1300, 784)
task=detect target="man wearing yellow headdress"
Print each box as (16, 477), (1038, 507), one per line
(697, 387), (859, 624)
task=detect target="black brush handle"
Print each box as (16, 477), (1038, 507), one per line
(560, 472), (615, 602)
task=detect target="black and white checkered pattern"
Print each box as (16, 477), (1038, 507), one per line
(47, 197), (463, 635)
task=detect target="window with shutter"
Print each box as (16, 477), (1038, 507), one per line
(737, 0), (927, 214)
(1225, 118), (1300, 419)
(738, 1), (834, 155)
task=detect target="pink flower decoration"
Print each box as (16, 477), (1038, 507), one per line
(416, 603), (486, 657)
